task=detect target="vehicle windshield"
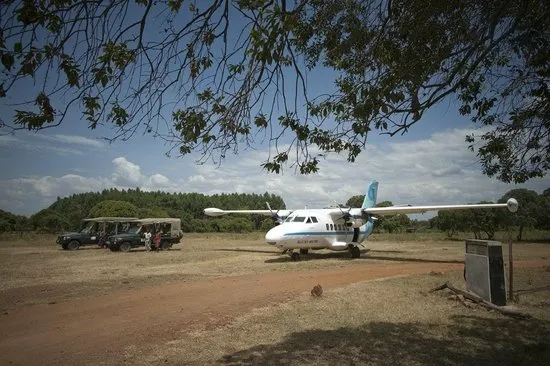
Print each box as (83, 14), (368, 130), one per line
(123, 224), (141, 234)
(79, 222), (95, 234)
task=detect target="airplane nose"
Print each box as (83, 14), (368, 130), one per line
(265, 227), (281, 245)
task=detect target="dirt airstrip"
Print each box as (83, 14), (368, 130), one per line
(0, 235), (549, 365)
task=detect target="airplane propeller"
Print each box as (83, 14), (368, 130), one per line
(335, 202), (353, 225)
(266, 202), (284, 224)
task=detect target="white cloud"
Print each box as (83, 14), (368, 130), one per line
(185, 128), (549, 211)
(150, 173), (171, 187)
(0, 133), (104, 157)
(0, 133), (84, 155)
(0, 157), (181, 215)
(0, 135), (20, 145)
(49, 134), (105, 148)
(112, 157), (142, 185)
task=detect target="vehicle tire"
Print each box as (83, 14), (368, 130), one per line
(119, 242), (132, 252)
(109, 247), (119, 252)
(350, 246), (360, 259)
(291, 252), (301, 261)
(67, 240), (80, 251)
(299, 248), (309, 255)
(61, 243), (68, 250)
(161, 242), (171, 251)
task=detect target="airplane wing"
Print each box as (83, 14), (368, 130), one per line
(204, 208), (293, 217)
(362, 198), (518, 216)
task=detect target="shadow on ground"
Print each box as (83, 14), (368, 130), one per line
(218, 315), (550, 365)
(214, 248), (278, 254)
(366, 255), (464, 264)
(264, 250), (463, 264)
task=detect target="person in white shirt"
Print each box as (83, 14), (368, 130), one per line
(144, 229), (152, 251)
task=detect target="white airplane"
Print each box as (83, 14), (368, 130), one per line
(204, 181), (519, 261)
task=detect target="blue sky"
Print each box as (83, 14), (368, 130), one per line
(0, 3), (548, 216)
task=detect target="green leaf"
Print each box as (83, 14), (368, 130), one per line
(254, 114), (268, 128)
(1, 53), (14, 71)
(168, 0), (183, 12)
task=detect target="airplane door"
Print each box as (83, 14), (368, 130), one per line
(352, 228), (359, 242)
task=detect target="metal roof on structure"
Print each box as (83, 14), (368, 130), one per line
(137, 218), (180, 224)
(83, 217), (140, 222)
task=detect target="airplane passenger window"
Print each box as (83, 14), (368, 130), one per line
(330, 224), (334, 230)
(326, 224), (329, 230)
(311, 217), (318, 223)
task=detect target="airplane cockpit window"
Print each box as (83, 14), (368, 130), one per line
(293, 216), (306, 222)
(305, 217), (312, 224)
(311, 217), (318, 223)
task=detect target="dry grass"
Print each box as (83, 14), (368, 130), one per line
(0, 233), (548, 310)
(126, 267), (550, 365)
(0, 232), (549, 365)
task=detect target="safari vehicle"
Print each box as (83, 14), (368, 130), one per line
(106, 218), (183, 252)
(56, 217), (139, 250)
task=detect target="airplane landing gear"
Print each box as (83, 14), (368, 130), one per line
(350, 246), (360, 259)
(291, 252), (301, 261)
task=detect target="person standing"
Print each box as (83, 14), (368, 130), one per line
(98, 231), (107, 249)
(153, 230), (162, 251)
(144, 229), (152, 251)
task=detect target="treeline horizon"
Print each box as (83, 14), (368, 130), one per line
(0, 187), (286, 233)
(0, 186), (548, 240)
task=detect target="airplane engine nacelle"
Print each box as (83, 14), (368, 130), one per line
(345, 219), (365, 228)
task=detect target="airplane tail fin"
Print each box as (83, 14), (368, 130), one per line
(361, 181), (379, 209)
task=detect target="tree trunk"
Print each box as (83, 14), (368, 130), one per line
(517, 225), (524, 241)
(430, 282), (530, 319)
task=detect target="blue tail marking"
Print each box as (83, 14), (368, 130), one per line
(361, 181), (379, 209)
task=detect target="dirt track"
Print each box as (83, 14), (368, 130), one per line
(0, 259), (546, 366)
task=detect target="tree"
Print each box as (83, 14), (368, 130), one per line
(30, 209), (70, 232)
(464, 201), (501, 240)
(436, 210), (466, 238)
(534, 194), (550, 230)
(1, 1), (548, 181)
(88, 200), (139, 218)
(345, 195), (365, 208)
(0, 209), (29, 232)
(217, 216), (254, 233)
(138, 207), (170, 218)
(499, 189), (538, 241)
(380, 213), (411, 234)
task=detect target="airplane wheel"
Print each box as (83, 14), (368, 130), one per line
(350, 246), (360, 259)
(291, 252), (301, 261)
(299, 248), (309, 255)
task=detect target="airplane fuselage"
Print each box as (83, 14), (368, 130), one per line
(264, 209), (373, 251)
